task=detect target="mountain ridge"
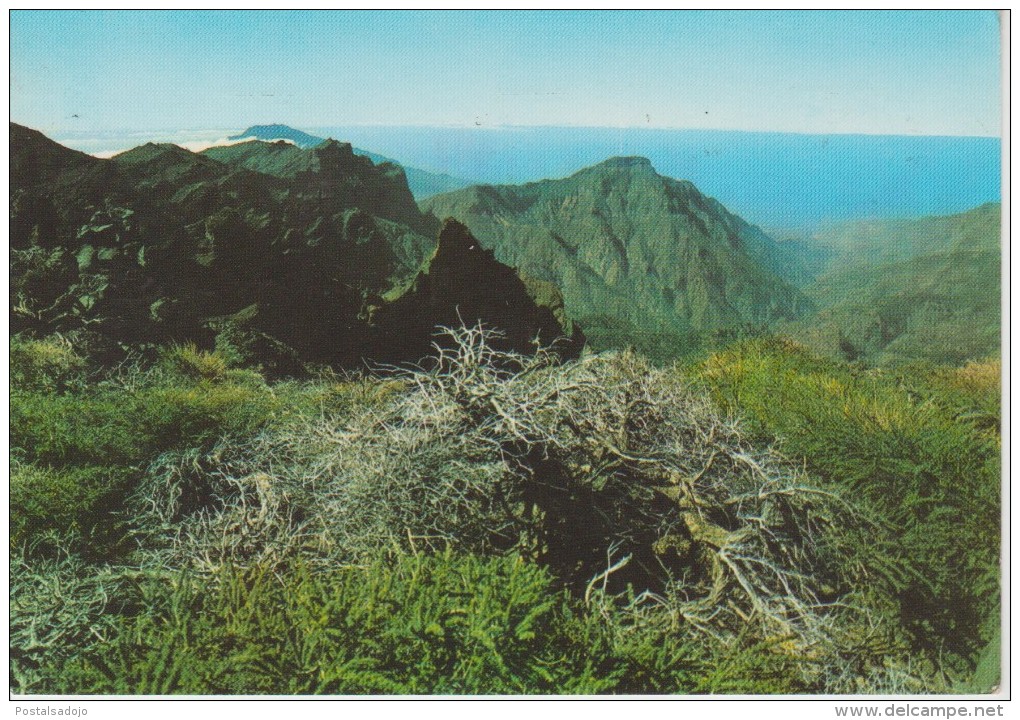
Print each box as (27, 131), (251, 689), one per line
(229, 124), (472, 199)
(786, 203), (1001, 366)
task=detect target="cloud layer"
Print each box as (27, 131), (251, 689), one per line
(90, 134), (296, 159)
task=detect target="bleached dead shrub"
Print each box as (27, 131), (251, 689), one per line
(139, 324), (856, 650)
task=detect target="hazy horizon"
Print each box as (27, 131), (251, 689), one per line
(38, 120), (1002, 157)
(24, 120), (1003, 141)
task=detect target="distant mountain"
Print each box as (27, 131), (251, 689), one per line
(228, 124), (324, 148)
(793, 203), (1002, 286)
(10, 123), (575, 370)
(229, 125), (472, 200)
(788, 204), (1001, 366)
(423, 157), (811, 357)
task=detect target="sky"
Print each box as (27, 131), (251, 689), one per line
(10, 10), (1003, 138)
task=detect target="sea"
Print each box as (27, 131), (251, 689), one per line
(52, 125), (1001, 230)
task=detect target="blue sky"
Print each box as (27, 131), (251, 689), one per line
(10, 10), (1002, 138)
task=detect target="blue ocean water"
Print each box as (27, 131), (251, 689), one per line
(51, 125), (1000, 230)
(310, 126), (1001, 229)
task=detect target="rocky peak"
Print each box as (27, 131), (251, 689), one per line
(597, 156), (655, 171)
(366, 219), (582, 363)
(313, 138), (356, 157)
(422, 156), (811, 355)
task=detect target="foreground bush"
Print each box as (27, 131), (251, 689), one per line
(9, 335), (86, 392)
(12, 328), (991, 694)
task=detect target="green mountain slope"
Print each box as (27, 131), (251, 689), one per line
(10, 123), (572, 370)
(773, 203), (1002, 288)
(788, 204), (1001, 366)
(423, 157), (812, 355)
(805, 203), (1001, 300)
(229, 124), (472, 200)
(202, 139), (429, 233)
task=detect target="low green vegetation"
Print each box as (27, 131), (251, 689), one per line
(9, 327), (1000, 695)
(10, 337), (283, 558)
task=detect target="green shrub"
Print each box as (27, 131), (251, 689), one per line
(12, 386), (262, 475)
(903, 358), (1001, 435)
(699, 337), (1000, 664)
(12, 374), (280, 468)
(160, 343), (230, 382)
(45, 553), (614, 694)
(31, 550), (817, 696)
(595, 597), (809, 694)
(10, 335), (86, 392)
(11, 389), (151, 468)
(10, 354), (283, 560)
(11, 462), (134, 556)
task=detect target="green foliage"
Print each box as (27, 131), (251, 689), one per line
(700, 337), (1000, 666)
(23, 551), (813, 696)
(10, 244), (93, 333)
(797, 203), (1000, 287)
(910, 358), (1001, 434)
(958, 606), (1001, 694)
(10, 463), (134, 554)
(36, 553), (606, 695)
(12, 373), (278, 469)
(10, 335), (87, 392)
(595, 602), (808, 695)
(160, 343), (230, 381)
